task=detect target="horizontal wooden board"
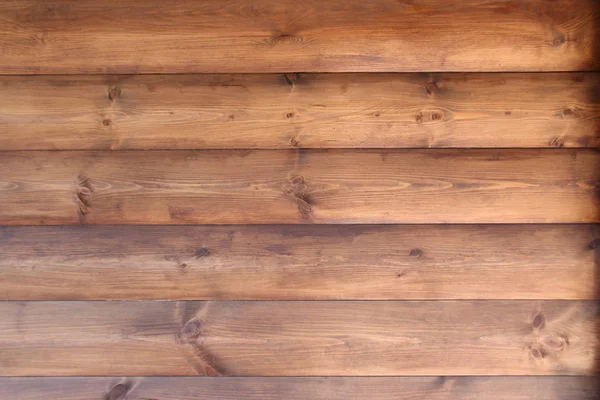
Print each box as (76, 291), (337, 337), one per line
(1, 225), (597, 300)
(0, 301), (597, 376)
(0, 0), (597, 73)
(0, 150), (598, 225)
(1, 73), (599, 150)
(1, 377), (598, 400)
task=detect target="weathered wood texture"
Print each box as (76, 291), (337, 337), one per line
(0, 0), (597, 74)
(0, 150), (598, 225)
(0, 301), (596, 376)
(1, 225), (597, 300)
(1, 73), (598, 150)
(1, 377), (598, 400)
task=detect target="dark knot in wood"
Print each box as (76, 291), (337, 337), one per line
(181, 319), (202, 338)
(283, 175), (312, 214)
(194, 248), (210, 258)
(532, 313), (545, 329)
(108, 87), (121, 101)
(106, 383), (128, 400)
(424, 81), (440, 96)
(75, 175), (93, 217)
(409, 248), (423, 257)
(283, 73), (299, 89)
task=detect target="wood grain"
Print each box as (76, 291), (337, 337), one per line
(0, 301), (597, 376)
(1, 225), (597, 300)
(0, 150), (597, 225)
(0, 0), (597, 74)
(1, 377), (598, 400)
(1, 73), (598, 150)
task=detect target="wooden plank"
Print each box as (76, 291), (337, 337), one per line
(0, 225), (597, 300)
(0, 0), (597, 74)
(1, 73), (598, 150)
(0, 301), (596, 376)
(0, 150), (597, 225)
(1, 377), (598, 400)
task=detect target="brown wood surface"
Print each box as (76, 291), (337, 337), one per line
(0, 0), (597, 74)
(1, 73), (598, 150)
(1, 149), (598, 225)
(0, 149), (600, 225)
(1, 377), (598, 400)
(0, 301), (597, 376)
(0, 225), (597, 300)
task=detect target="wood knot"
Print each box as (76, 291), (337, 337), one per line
(549, 137), (564, 148)
(286, 112), (294, 118)
(409, 248), (423, 257)
(194, 248), (210, 258)
(102, 118), (112, 127)
(289, 137), (300, 147)
(283, 73), (298, 88)
(532, 313), (545, 329)
(416, 110), (444, 124)
(106, 383), (128, 400)
(181, 319), (201, 338)
(588, 239), (600, 250)
(529, 345), (546, 359)
(562, 107), (574, 116)
(424, 81), (440, 96)
(271, 34), (303, 45)
(75, 175), (93, 216)
(294, 196), (312, 214)
(283, 175), (312, 214)
(108, 87), (121, 101)
(289, 175), (304, 186)
(541, 333), (568, 352)
(415, 112), (424, 124)
(552, 35), (565, 47)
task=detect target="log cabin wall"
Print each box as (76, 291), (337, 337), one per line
(0, 1), (598, 399)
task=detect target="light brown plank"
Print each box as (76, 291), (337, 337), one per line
(0, 301), (597, 376)
(0, 150), (598, 225)
(1, 73), (598, 150)
(0, 0), (597, 74)
(0, 225), (597, 300)
(1, 377), (598, 400)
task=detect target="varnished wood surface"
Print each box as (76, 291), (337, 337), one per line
(0, 0), (597, 74)
(1, 73), (598, 150)
(0, 150), (598, 225)
(1, 377), (598, 400)
(0, 301), (596, 376)
(1, 225), (597, 300)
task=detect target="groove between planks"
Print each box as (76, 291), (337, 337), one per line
(1, 73), (598, 149)
(0, 224), (597, 300)
(0, 300), (597, 376)
(0, 377), (598, 400)
(0, 0), (597, 73)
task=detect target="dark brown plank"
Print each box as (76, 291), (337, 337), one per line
(1, 225), (597, 300)
(1, 73), (598, 150)
(0, 150), (598, 225)
(0, 0), (597, 74)
(0, 301), (596, 376)
(1, 377), (598, 400)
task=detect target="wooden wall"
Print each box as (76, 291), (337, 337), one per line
(0, 1), (598, 399)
